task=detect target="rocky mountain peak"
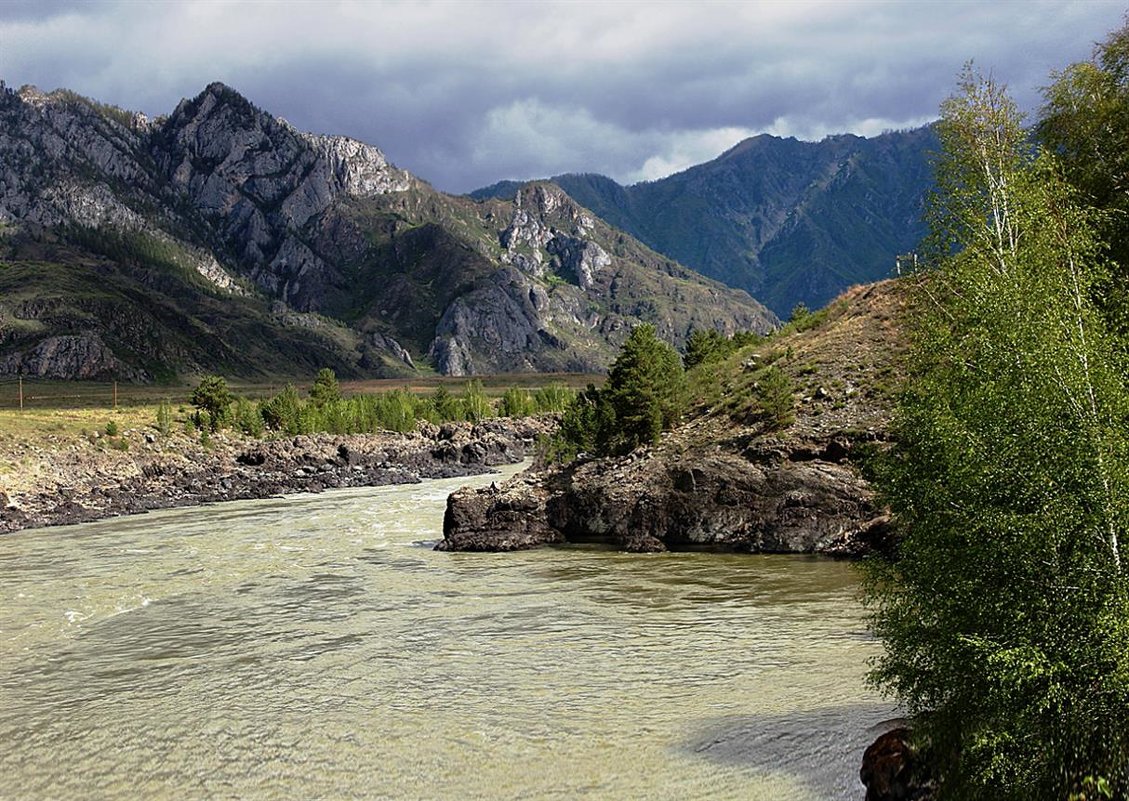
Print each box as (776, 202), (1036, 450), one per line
(2, 81), (777, 383)
(152, 81), (412, 294)
(15, 84), (50, 108)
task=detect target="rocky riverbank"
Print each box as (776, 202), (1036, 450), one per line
(440, 281), (908, 554)
(440, 417), (893, 553)
(0, 417), (549, 533)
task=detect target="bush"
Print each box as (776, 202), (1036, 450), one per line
(233, 397), (264, 437)
(461, 380), (492, 423)
(500, 387), (536, 417)
(532, 383), (574, 413)
(104, 421), (119, 436)
(750, 366), (795, 429)
(684, 328), (763, 369)
(260, 385), (301, 433)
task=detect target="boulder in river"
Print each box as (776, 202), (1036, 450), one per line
(859, 727), (936, 801)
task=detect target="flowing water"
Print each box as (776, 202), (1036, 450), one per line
(0, 463), (895, 800)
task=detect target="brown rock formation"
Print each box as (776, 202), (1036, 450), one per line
(860, 727), (936, 801)
(440, 280), (909, 554)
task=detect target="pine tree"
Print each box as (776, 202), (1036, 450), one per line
(600, 324), (686, 455)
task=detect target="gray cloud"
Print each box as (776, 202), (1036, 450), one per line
(0, 0), (1124, 192)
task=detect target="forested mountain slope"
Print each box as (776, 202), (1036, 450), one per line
(473, 127), (936, 315)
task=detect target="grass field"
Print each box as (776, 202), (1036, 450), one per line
(0, 373), (603, 444)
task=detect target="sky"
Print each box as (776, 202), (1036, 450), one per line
(0, 0), (1125, 193)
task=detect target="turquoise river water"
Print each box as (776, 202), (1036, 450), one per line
(0, 463), (895, 800)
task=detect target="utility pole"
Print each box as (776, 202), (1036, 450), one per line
(18, 376), (23, 411)
(113, 381), (118, 410)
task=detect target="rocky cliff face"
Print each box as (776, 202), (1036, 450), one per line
(439, 281), (907, 554)
(427, 182), (774, 375)
(0, 81), (774, 381)
(473, 128), (936, 316)
(154, 82), (412, 305)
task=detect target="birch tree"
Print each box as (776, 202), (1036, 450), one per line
(864, 66), (1129, 800)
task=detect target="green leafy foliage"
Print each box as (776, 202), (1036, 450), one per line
(460, 380), (491, 423)
(429, 385), (463, 422)
(550, 325), (687, 459)
(748, 365), (795, 429)
(683, 328), (764, 369)
(260, 384), (302, 434)
(1039, 21), (1129, 335)
(531, 383), (574, 413)
(863, 66), (1129, 800)
(233, 397), (264, 437)
(599, 324), (686, 455)
(499, 387), (536, 418)
(155, 399), (172, 436)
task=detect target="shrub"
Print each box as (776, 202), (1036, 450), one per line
(751, 366), (795, 429)
(233, 397), (264, 437)
(500, 387), (536, 417)
(260, 385), (301, 433)
(532, 383), (574, 413)
(461, 380), (492, 423)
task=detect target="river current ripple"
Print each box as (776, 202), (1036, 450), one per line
(0, 463), (894, 800)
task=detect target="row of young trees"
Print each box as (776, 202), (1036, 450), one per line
(184, 370), (575, 437)
(863, 31), (1129, 799)
(181, 319), (772, 449)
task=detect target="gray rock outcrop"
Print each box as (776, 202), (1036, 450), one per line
(0, 333), (148, 381)
(440, 430), (890, 554)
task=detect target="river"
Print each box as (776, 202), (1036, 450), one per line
(0, 463), (894, 800)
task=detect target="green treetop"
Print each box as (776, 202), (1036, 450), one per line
(864, 65), (1129, 800)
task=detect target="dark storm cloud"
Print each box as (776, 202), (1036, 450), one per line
(0, 1), (1124, 192)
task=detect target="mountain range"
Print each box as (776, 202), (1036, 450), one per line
(472, 127), (936, 315)
(0, 82), (773, 382)
(0, 81), (933, 383)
